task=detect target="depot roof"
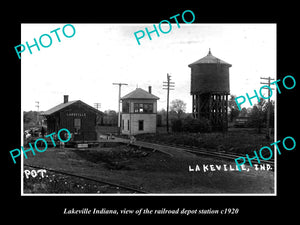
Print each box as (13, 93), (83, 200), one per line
(121, 88), (159, 100)
(42, 100), (102, 116)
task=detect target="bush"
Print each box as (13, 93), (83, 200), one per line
(184, 117), (212, 133)
(171, 117), (212, 133)
(171, 119), (183, 132)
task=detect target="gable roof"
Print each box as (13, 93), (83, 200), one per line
(121, 88), (159, 100)
(42, 100), (103, 116)
(188, 49), (232, 67)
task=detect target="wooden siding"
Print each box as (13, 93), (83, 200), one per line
(45, 101), (98, 141)
(121, 113), (157, 135)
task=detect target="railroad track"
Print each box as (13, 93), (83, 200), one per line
(181, 147), (274, 166)
(24, 164), (147, 194)
(137, 140), (275, 167)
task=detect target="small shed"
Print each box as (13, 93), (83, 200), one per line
(42, 95), (103, 142)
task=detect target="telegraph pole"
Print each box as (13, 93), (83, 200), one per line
(94, 103), (101, 110)
(163, 74), (175, 133)
(35, 101), (39, 125)
(113, 83), (128, 135)
(260, 76), (275, 139)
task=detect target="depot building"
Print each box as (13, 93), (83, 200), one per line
(42, 95), (103, 142)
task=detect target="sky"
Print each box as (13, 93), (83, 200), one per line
(21, 23), (276, 113)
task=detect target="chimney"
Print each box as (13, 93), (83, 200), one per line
(64, 95), (69, 103)
(148, 86), (152, 94)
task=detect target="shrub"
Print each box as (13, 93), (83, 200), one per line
(171, 119), (183, 132)
(171, 117), (212, 133)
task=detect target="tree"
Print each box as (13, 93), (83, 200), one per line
(157, 109), (167, 126)
(264, 100), (275, 129)
(228, 95), (240, 122)
(171, 118), (183, 132)
(102, 110), (118, 126)
(171, 116), (212, 133)
(182, 116), (212, 133)
(247, 98), (275, 134)
(240, 107), (248, 117)
(24, 111), (39, 127)
(248, 98), (267, 133)
(170, 99), (186, 119)
(24, 111), (34, 124)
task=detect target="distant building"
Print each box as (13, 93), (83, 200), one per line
(234, 116), (249, 128)
(121, 87), (159, 135)
(42, 95), (103, 142)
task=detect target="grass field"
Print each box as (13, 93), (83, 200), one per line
(97, 126), (273, 155)
(136, 127), (273, 155)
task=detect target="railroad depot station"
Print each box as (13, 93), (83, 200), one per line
(41, 87), (160, 143)
(41, 49), (232, 143)
(42, 95), (103, 142)
(24, 49), (275, 195)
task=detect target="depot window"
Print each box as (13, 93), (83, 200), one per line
(74, 118), (81, 133)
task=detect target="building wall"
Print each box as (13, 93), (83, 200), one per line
(121, 98), (158, 135)
(121, 113), (157, 135)
(60, 107), (97, 141)
(121, 114), (130, 135)
(46, 102), (98, 141)
(60, 111), (97, 141)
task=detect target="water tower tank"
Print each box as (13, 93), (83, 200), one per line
(188, 49), (231, 94)
(188, 49), (232, 131)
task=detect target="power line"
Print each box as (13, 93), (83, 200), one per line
(94, 103), (101, 110)
(260, 76), (275, 139)
(162, 73), (175, 133)
(35, 101), (39, 125)
(113, 83), (128, 135)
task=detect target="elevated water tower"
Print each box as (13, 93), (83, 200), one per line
(188, 49), (232, 131)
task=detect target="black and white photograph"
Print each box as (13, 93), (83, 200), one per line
(5, 5), (298, 220)
(21, 23), (276, 195)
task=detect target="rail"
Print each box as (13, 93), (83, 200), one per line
(24, 164), (148, 194)
(129, 140), (275, 167)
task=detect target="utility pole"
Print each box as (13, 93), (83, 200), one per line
(35, 101), (39, 125)
(163, 74), (175, 133)
(113, 83), (128, 135)
(94, 103), (101, 110)
(260, 77), (275, 139)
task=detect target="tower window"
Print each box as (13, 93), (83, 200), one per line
(134, 103), (153, 113)
(122, 102), (130, 113)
